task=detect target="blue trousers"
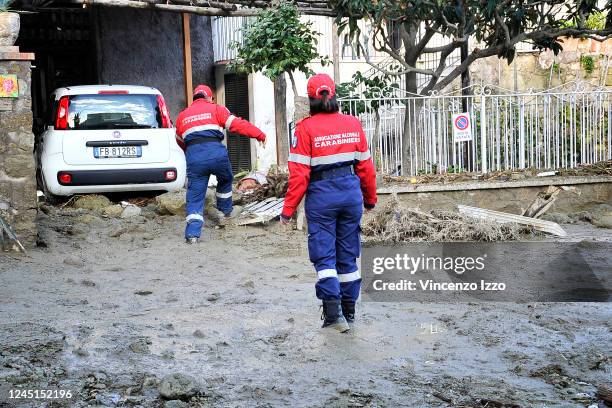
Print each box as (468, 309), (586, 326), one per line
(185, 142), (233, 238)
(305, 175), (363, 302)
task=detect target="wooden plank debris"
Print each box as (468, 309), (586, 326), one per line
(237, 197), (285, 225)
(536, 170), (557, 177)
(522, 186), (562, 218)
(0, 215), (26, 253)
(457, 204), (567, 237)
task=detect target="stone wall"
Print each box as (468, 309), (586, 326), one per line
(380, 180), (611, 216)
(0, 48), (37, 249)
(469, 38), (612, 91)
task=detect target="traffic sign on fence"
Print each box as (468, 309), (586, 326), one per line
(452, 112), (472, 142)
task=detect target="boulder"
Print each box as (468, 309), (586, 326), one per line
(73, 195), (112, 211)
(159, 373), (200, 400)
(156, 191), (186, 215)
(102, 205), (123, 218)
(121, 205), (142, 218)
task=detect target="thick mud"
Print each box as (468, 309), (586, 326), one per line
(0, 204), (610, 407)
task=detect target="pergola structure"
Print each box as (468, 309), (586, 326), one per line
(24, 0), (337, 16)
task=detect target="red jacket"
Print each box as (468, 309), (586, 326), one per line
(175, 99), (265, 150)
(282, 112), (377, 218)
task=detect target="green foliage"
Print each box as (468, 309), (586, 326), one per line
(229, 3), (329, 81)
(0, 0), (13, 12)
(337, 70), (401, 115)
(580, 55), (595, 74)
(329, 0), (611, 92)
(585, 12), (607, 30)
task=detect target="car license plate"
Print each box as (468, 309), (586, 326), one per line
(94, 146), (142, 158)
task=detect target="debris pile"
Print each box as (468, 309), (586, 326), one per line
(238, 168), (289, 205)
(383, 159), (612, 186)
(361, 199), (523, 243)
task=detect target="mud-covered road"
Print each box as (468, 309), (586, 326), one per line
(1, 203), (610, 407)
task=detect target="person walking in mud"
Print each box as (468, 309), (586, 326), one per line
(175, 85), (266, 244)
(280, 74), (377, 332)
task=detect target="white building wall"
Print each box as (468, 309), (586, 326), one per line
(250, 72), (278, 171)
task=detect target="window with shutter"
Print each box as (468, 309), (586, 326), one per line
(223, 73), (252, 174)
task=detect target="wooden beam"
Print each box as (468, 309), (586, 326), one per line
(74, 0), (338, 16)
(182, 13), (193, 106)
(457, 205), (567, 237)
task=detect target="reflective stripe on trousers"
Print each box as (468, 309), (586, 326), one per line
(185, 142), (234, 239)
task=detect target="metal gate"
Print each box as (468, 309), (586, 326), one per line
(339, 82), (612, 176)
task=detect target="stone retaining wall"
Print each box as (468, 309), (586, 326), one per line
(0, 47), (37, 249)
(379, 179), (611, 216)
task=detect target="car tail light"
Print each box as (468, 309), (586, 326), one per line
(98, 90), (129, 94)
(55, 96), (70, 130)
(58, 172), (72, 184)
(164, 170), (177, 181)
(157, 95), (172, 128)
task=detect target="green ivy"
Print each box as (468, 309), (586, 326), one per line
(229, 3), (329, 82)
(580, 55), (595, 75)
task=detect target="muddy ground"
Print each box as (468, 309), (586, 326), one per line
(0, 199), (611, 408)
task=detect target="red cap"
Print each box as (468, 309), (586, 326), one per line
(194, 84), (213, 99)
(307, 73), (335, 99)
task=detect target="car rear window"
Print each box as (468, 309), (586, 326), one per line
(65, 94), (162, 130)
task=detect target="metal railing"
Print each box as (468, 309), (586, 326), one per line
(339, 82), (612, 176)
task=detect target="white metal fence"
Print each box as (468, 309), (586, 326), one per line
(339, 82), (612, 176)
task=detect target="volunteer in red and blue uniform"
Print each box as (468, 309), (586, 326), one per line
(176, 84), (266, 244)
(280, 74), (377, 332)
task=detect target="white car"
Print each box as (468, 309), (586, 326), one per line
(37, 85), (186, 197)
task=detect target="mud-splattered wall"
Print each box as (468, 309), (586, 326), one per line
(95, 9), (215, 119)
(0, 50), (37, 249)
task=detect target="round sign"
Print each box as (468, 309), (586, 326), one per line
(454, 115), (469, 131)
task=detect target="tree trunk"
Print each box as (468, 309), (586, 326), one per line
(401, 25), (420, 176)
(402, 70), (420, 176)
(274, 75), (289, 166)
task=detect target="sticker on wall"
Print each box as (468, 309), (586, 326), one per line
(0, 75), (19, 98)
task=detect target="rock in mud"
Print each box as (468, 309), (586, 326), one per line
(206, 292), (220, 302)
(156, 191), (186, 215)
(63, 255), (85, 267)
(73, 195), (112, 211)
(73, 347), (89, 357)
(159, 373), (201, 400)
(121, 205), (142, 218)
(165, 400), (188, 408)
(129, 338), (151, 354)
(102, 205), (123, 218)
(75, 214), (99, 224)
(591, 211), (612, 229)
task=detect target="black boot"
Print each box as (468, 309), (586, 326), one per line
(321, 299), (350, 332)
(341, 300), (355, 323)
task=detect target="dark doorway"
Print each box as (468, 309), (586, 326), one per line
(16, 8), (98, 136)
(223, 72), (252, 173)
